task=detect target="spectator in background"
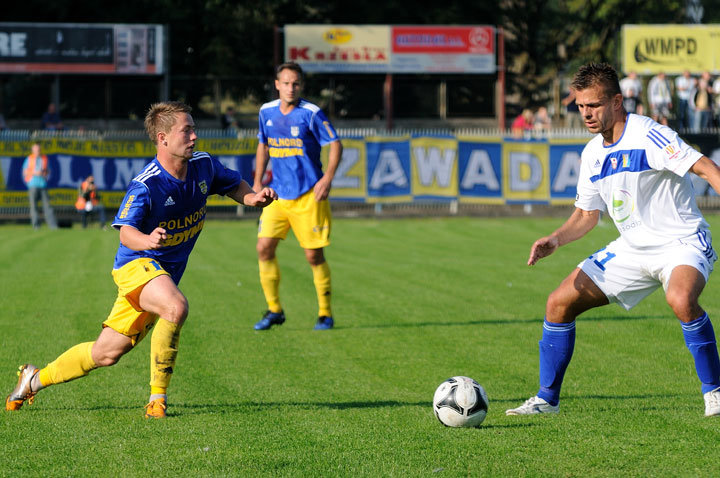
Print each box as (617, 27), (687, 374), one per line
(620, 71), (643, 114)
(693, 71), (714, 132)
(41, 103), (63, 130)
(712, 76), (720, 128)
(648, 71), (673, 125)
(534, 106), (552, 133)
(22, 142), (57, 229)
(562, 89), (582, 128)
(221, 106), (238, 130)
(675, 70), (697, 130)
(74, 175), (107, 229)
(512, 108), (535, 138)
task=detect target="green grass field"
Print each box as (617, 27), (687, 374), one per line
(2, 215), (720, 477)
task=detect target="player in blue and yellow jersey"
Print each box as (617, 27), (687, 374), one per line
(6, 101), (277, 417)
(253, 62), (343, 331)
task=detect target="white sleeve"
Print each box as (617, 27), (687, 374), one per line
(574, 147), (606, 212)
(644, 124), (703, 176)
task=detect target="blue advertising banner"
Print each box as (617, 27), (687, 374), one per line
(1, 135), (595, 208)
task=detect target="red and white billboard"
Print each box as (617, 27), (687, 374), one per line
(285, 25), (496, 74)
(390, 26), (495, 73)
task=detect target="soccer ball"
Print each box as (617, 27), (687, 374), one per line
(433, 376), (488, 427)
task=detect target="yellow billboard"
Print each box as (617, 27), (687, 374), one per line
(622, 24), (720, 75)
(285, 25), (391, 73)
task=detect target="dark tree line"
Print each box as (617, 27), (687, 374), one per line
(3, 0), (720, 120)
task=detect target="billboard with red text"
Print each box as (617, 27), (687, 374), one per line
(285, 25), (496, 74)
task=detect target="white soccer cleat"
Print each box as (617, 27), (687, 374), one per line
(704, 387), (720, 417)
(505, 395), (559, 416)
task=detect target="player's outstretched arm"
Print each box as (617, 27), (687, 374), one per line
(119, 225), (167, 251)
(228, 180), (277, 208)
(690, 156), (720, 195)
(528, 208), (600, 266)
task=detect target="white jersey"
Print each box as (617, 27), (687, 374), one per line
(575, 113), (706, 248)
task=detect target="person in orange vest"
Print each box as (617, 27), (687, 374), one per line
(75, 175), (107, 229)
(22, 142), (57, 229)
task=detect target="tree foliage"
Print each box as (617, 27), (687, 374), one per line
(2, 0), (716, 117)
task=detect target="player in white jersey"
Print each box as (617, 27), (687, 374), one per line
(506, 63), (720, 417)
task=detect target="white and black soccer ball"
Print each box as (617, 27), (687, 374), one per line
(433, 376), (488, 427)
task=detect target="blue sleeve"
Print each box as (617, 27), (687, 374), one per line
(113, 182), (151, 230)
(209, 155), (244, 196)
(257, 110), (267, 144)
(309, 109), (339, 147)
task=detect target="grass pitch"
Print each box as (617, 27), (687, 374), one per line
(2, 215), (720, 476)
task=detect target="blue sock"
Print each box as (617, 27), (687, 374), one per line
(537, 319), (576, 406)
(681, 313), (720, 394)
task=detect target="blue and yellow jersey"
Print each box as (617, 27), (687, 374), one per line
(258, 98), (339, 199)
(112, 151), (243, 284)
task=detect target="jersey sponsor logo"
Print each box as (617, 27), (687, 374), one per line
(162, 220), (205, 247)
(164, 196), (175, 206)
(323, 121), (336, 139)
(119, 194), (135, 219)
(266, 119), (273, 126)
(268, 137), (303, 147)
(158, 205), (207, 247)
(198, 180), (208, 195)
(269, 147), (304, 158)
(158, 205), (206, 231)
(291, 126), (299, 137)
(594, 159), (601, 168)
(611, 188), (635, 223)
(664, 144), (681, 160)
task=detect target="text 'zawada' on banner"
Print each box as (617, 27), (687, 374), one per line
(283, 24), (496, 74)
(2, 136), (591, 206)
(321, 136), (583, 205)
(622, 24), (720, 75)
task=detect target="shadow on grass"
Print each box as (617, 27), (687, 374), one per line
(21, 392), (692, 420)
(496, 392), (691, 406)
(341, 314), (673, 330)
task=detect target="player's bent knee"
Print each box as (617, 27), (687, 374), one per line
(666, 293), (701, 322)
(164, 297), (189, 325)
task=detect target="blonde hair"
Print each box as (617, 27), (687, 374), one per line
(144, 101), (192, 144)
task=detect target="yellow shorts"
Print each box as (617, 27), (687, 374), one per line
(103, 257), (170, 345)
(258, 189), (331, 249)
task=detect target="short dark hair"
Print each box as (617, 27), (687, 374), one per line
(571, 63), (622, 99)
(276, 62), (304, 80)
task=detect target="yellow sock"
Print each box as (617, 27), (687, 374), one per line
(311, 261), (332, 317)
(39, 342), (97, 386)
(150, 318), (182, 391)
(259, 258), (282, 313)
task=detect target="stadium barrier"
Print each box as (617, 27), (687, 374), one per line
(2, 128), (720, 224)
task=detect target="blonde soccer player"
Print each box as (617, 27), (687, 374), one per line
(6, 101), (276, 417)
